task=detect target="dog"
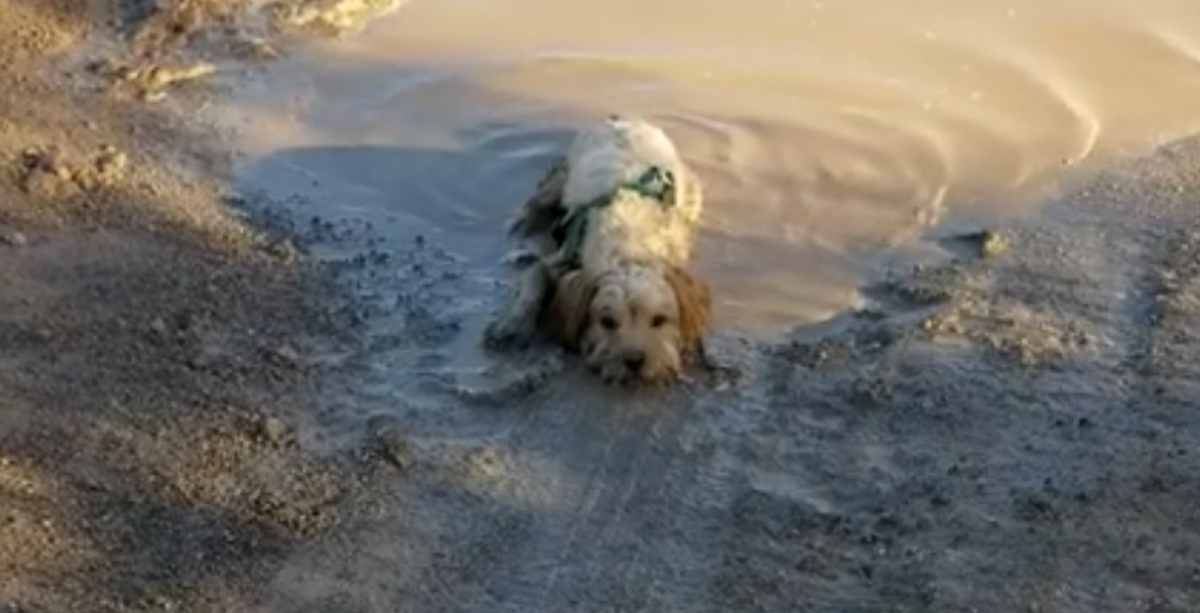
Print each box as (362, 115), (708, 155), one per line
(484, 115), (715, 385)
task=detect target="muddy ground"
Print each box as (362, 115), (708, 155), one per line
(1, 1), (1199, 612)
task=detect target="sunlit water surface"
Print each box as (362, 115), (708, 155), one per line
(220, 0), (1200, 331)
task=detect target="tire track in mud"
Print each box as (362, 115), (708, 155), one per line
(1120, 214), (1200, 423)
(1089, 178), (1200, 611)
(1013, 165), (1200, 612)
(936, 179), (1200, 613)
(408, 350), (771, 613)
(716, 310), (953, 611)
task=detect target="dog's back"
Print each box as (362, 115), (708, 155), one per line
(563, 116), (703, 268)
(562, 117), (683, 208)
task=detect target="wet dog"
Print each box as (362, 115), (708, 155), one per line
(485, 115), (714, 385)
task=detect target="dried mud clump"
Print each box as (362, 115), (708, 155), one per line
(17, 145), (130, 198)
(864, 228), (1091, 370)
(110, 61), (218, 102)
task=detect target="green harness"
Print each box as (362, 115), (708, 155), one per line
(555, 166), (676, 271)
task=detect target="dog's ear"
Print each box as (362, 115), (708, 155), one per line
(546, 269), (599, 349)
(664, 265), (712, 354)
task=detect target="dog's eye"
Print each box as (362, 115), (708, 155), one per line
(600, 316), (618, 330)
(651, 314), (669, 328)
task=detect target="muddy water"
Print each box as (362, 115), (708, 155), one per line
(221, 2), (1200, 610)
(225, 0), (1200, 331)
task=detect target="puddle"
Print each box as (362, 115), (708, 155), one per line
(222, 0), (1200, 332)
(209, 0), (1200, 448)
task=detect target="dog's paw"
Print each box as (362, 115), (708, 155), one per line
(483, 315), (536, 351)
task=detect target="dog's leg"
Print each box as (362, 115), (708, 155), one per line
(484, 259), (554, 350)
(503, 157), (569, 267)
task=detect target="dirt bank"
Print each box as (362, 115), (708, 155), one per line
(0, 1), (387, 611)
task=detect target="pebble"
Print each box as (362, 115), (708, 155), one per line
(187, 350), (217, 371)
(95, 146), (128, 179)
(143, 62), (217, 90)
(977, 230), (1007, 258)
(258, 416), (294, 447)
(0, 230), (27, 247)
(366, 415), (415, 471)
(148, 316), (169, 336)
(266, 239), (300, 262)
(271, 344), (301, 366)
(236, 37), (280, 61)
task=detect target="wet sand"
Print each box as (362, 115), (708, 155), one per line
(2, 0), (1200, 611)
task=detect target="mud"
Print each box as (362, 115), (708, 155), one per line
(229, 134), (1200, 612)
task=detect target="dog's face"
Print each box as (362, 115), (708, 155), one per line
(548, 263), (711, 384)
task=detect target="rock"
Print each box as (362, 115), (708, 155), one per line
(850, 373), (891, 408)
(115, 62), (217, 101)
(143, 62), (216, 90)
(148, 317), (169, 337)
(1013, 493), (1059, 522)
(140, 594), (176, 612)
(0, 229), (27, 247)
(30, 148), (71, 180)
(977, 230), (1007, 258)
(266, 239), (300, 262)
(17, 147), (79, 198)
(186, 346), (222, 370)
(257, 415), (294, 447)
(233, 37), (280, 62)
(954, 229), (1007, 259)
(366, 415), (415, 471)
(83, 57), (120, 77)
(94, 146), (128, 183)
(270, 344), (302, 366)
(462, 447), (504, 479)
(140, 90), (168, 103)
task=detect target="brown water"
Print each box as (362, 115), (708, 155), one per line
(222, 0), (1200, 330)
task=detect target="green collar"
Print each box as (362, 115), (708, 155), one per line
(555, 166), (676, 270)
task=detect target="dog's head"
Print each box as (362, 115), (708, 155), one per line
(546, 263), (711, 384)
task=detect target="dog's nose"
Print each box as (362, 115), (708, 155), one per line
(624, 351), (646, 373)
